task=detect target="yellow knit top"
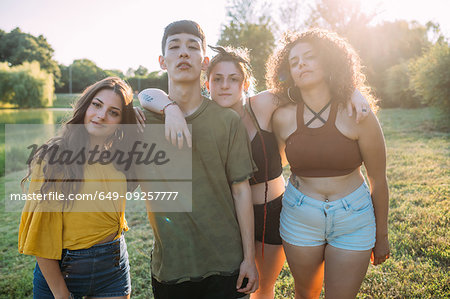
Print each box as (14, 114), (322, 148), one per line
(18, 162), (129, 260)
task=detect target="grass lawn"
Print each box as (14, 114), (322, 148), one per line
(51, 93), (80, 108)
(0, 107), (448, 298)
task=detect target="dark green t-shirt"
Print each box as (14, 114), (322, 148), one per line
(143, 98), (255, 283)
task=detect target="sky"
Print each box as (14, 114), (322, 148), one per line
(1, 0), (449, 73)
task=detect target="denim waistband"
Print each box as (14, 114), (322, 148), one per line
(285, 181), (370, 212)
(63, 234), (124, 257)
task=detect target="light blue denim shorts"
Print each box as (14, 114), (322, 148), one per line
(280, 181), (376, 251)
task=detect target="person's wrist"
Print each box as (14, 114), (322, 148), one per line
(242, 253), (255, 262)
(161, 101), (178, 116)
(54, 293), (72, 299)
(164, 102), (180, 115)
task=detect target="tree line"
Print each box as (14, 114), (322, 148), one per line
(219, 0), (449, 112)
(0, 0), (449, 112)
(0, 28), (168, 108)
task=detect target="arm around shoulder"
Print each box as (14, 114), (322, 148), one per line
(138, 88), (191, 148)
(138, 88), (171, 113)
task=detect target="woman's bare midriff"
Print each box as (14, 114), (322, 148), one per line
(251, 175), (286, 205)
(291, 168), (365, 202)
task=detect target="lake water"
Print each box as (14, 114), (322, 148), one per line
(0, 108), (71, 125)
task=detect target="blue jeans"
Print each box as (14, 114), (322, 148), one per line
(280, 182), (376, 250)
(33, 235), (131, 298)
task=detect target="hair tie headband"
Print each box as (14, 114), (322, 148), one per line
(208, 45), (250, 66)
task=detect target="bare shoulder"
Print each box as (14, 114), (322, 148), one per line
(249, 90), (282, 129)
(250, 90), (279, 111)
(337, 104), (381, 139)
(273, 103), (296, 126)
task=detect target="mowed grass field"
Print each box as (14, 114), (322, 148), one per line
(0, 107), (448, 298)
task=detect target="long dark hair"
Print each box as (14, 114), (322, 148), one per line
(21, 77), (137, 200)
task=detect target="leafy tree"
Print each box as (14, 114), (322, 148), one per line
(0, 29), (5, 59)
(0, 61), (54, 108)
(426, 21), (447, 44)
(306, 0), (377, 35)
(105, 69), (125, 79)
(303, 1), (431, 104)
(67, 59), (107, 93)
(126, 67), (135, 78)
(55, 63), (68, 92)
(0, 28), (61, 84)
(384, 61), (422, 108)
(135, 65), (149, 77)
(218, 0), (275, 91)
(277, 0), (309, 33)
(359, 21), (430, 100)
(409, 42), (450, 112)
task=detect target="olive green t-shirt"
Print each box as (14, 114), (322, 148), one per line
(143, 98), (255, 283)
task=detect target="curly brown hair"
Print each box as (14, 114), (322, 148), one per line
(266, 28), (377, 111)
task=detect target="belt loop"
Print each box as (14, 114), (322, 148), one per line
(342, 198), (350, 211)
(297, 195), (304, 206)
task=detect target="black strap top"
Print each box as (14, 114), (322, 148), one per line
(247, 101), (283, 185)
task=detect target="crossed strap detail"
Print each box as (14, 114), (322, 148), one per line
(304, 101), (332, 127)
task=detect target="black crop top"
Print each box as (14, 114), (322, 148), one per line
(247, 101), (283, 185)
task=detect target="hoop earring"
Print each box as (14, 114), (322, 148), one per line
(114, 128), (123, 141)
(103, 128), (123, 149)
(243, 89), (249, 99)
(287, 87), (297, 103)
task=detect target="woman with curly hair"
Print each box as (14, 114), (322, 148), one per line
(19, 77), (137, 299)
(268, 29), (390, 298)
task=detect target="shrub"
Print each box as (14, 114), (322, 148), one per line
(382, 61), (423, 108)
(0, 61), (54, 108)
(409, 42), (450, 112)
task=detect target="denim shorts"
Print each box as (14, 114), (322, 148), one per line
(33, 234), (131, 299)
(280, 182), (376, 251)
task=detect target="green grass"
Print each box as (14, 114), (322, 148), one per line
(51, 93), (80, 108)
(1, 107), (449, 298)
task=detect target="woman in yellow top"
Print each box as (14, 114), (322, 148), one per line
(19, 77), (137, 299)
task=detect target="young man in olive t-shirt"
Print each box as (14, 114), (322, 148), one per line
(139, 20), (258, 299)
